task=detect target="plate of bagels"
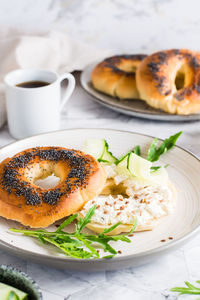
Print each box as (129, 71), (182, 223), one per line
(0, 128), (200, 271)
(81, 49), (200, 121)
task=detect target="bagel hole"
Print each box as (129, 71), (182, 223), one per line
(175, 71), (185, 90)
(120, 66), (137, 73)
(35, 174), (60, 189)
(117, 63), (137, 73)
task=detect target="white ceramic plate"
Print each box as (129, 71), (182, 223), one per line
(0, 128), (200, 271)
(80, 63), (200, 122)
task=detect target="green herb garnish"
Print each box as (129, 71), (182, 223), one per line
(10, 205), (137, 260)
(171, 280), (200, 296)
(150, 164), (169, 172)
(133, 145), (141, 156)
(150, 166), (161, 172)
(115, 131), (182, 167)
(147, 131), (182, 162)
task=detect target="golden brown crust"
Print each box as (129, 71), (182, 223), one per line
(91, 54), (147, 99)
(136, 49), (200, 114)
(0, 147), (107, 228)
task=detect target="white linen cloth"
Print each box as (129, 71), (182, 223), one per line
(0, 29), (112, 128)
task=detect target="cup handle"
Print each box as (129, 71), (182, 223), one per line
(58, 73), (76, 111)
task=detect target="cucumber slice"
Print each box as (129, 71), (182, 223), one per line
(0, 283), (28, 300)
(128, 153), (152, 179)
(84, 139), (169, 185)
(116, 153), (131, 176)
(127, 153), (168, 185)
(84, 139), (105, 160)
(100, 140), (117, 164)
(84, 139), (116, 164)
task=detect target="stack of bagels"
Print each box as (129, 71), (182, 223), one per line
(91, 49), (200, 115)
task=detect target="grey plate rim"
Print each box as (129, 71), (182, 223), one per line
(80, 63), (200, 122)
(0, 128), (200, 270)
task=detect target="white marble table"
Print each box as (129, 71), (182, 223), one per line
(0, 74), (200, 300)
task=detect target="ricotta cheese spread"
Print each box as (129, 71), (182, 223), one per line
(80, 164), (174, 226)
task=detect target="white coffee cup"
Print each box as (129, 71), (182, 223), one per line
(4, 69), (75, 139)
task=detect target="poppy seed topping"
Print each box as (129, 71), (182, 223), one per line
(1, 147), (93, 206)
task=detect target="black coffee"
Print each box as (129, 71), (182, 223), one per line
(16, 81), (50, 88)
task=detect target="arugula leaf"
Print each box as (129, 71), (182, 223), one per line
(76, 205), (97, 233)
(127, 217), (138, 234)
(171, 281), (200, 295)
(133, 145), (141, 156)
(43, 236), (93, 259)
(150, 164), (169, 172)
(56, 213), (78, 233)
(150, 166), (161, 172)
(38, 234), (46, 244)
(147, 131), (182, 162)
(10, 206), (137, 260)
(100, 222), (122, 235)
(76, 235), (100, 258)
(147, 138), (158, 162)
(103, 254), (116, 259)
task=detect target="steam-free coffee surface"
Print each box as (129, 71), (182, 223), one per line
(16, 81), (50, 88)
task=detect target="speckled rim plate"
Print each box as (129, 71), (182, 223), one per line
(0, 128), (200, 271)
(80, 63), (200, 122)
